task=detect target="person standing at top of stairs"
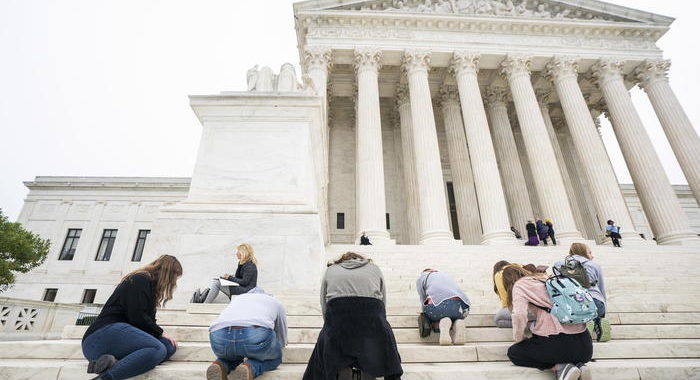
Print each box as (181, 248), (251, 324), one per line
(503, 265), (593, 380)
(81, 255), (183, 380)
(416, 269), (471, 345)
(304, 252), (402, 380)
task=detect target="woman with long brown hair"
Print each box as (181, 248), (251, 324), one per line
(81, 254), (183, 380)
(502, 266), (593, 380)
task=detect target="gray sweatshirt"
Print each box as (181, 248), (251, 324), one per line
(416, 271), (471, 307)
(209, 292), (288, 346)
(554, 255), (607, 303)
(320, 258), (386, 315)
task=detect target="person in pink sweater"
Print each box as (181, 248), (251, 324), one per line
(503, 266), (593, 380)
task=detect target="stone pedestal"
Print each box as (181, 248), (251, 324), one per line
(145, 94), (327, 305)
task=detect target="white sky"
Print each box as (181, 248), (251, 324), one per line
(1, 0), (698, 221)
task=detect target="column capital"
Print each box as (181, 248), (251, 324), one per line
(535, 88), (552, 108)
(484, 86), (509, 107)
(450, 51), (480, 75)
(500, 55), (532, 80)
(395, 83), (410, 107)
(589, 59), (625, 87)
(402, 50), (431, 74)
(354, 47), (382, 72)
(439, 85), (460, 109)
(545, 56), (580, 84)
(633, 59), (671, 90)
(303, 46), (333, 72)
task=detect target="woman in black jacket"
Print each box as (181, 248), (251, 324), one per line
(81, 255), (182, 380)
(203, 243), (259, 303)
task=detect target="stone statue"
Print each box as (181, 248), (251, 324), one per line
(301, 74), (316, 95)
(256, 66), (275, 92)
(246, 64), (259, 91)
(277, 63), (299, 92)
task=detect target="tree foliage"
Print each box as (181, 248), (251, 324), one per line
(0, 209), (51, 292)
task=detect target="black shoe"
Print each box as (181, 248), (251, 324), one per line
(87, 354), (117, 374)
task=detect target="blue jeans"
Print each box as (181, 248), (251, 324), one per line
(209, 327), (282, 377)
(423, 299), (469, 322)
(82, 322), (176, 380)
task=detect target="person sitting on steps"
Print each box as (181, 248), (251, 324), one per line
(504, 265), (593, 380)
(81, 255), (182, 380)
(605, 220), (622, 248)
(416, 268), (471, 345)
(493, 261), (545, 328)
(206, 288), (287, 380)
(203, 243), (258, 303)
(554, 242), (611, 343)
(303, 252), (402, 380)
(360, 231), (372, 245)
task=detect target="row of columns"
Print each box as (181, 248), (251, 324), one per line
(303, 46), (700, 246)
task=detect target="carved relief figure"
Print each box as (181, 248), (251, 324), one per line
(246, 64), (259, 91)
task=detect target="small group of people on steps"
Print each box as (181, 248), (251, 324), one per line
(522, 217), (557, 246)
(81, 240), (610, 380)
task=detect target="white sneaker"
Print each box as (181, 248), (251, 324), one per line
(450, 318), (465, 345)
(556, 363), (581, 380)
(578, 364), (592, 380)
(439, 317), (452, 345)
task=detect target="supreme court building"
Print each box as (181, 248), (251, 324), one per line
(6, 0), (700, 305)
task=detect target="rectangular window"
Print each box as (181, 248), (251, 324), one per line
(81, 289), (97, 304)
(386, 213), (391, 230)
(446, 182), (461, 240)
(58, 229), (82, 260)
(336, 213), (345, 230)
(95, 229), (118, 261)
(43, 288), (58, 302)
(131, 229), (151, 262)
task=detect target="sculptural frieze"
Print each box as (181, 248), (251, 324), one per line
(246, 63), (308, 93)
(350, 0), (625, 22)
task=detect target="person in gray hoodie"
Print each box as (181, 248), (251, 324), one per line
(554, 242), (611, 342)
(416, 269), (470, 345)
(304, 252), (402, 380)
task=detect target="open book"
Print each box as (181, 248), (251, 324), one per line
(219, 278), (240, 287)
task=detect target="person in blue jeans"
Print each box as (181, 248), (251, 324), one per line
(206, 288), (287, 380)
(416, 269), (471, 345)
(81, 255), (183, 380)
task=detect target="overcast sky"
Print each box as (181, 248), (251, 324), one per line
(1, 0), (698, 221)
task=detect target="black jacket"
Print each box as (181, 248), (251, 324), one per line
(227, 260), (258, 295)
(83, 272), (162, 340)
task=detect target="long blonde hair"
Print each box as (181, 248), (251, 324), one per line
(237, 243), (258, 265)
(123, 254), (182, 308)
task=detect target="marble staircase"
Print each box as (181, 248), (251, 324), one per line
(2, 244), (700, 379)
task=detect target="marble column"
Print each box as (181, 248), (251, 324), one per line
(450, 52), (514, 244)
(353, 48), (391, 243)
(537, 89), (591, 240)
(546, 57), (643, 243)
(485, 85), (533, 233)
(501, 55), (581, 239)
(402, 50), (456, 245)
(634, 59), (700, 204)
(303, 46), (333, 244)
(396, 84), (421, 244)
(591, 59), (698, 245)
(440, 85), (483, 244)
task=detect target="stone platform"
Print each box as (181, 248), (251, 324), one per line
(1, 244), (700, 379)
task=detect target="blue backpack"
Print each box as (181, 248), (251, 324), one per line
(534, 272), (598, 324)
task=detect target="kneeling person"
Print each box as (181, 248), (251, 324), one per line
(417, 269), (471, 345)
(206, 288), (287, 380)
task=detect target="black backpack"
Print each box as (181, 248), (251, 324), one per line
(556, 257), (596, 289)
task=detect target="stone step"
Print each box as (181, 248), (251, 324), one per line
(61, 324), (700, 343)
(2, 359), (700, 380)
(3, 339), (699, 364)
(156, 311), (700, 328)
(182, 300), (700, 315)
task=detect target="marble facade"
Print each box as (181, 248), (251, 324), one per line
(6, 0), (700, 305)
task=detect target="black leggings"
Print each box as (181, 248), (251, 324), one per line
(507, 331), (593, 371)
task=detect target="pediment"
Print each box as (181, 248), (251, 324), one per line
(294, 0), (674, 25)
